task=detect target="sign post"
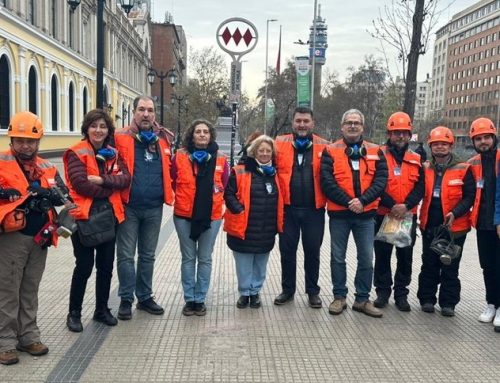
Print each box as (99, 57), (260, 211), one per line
(216, 18), (258, 167)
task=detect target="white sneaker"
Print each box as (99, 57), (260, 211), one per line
(478, 304), (496, 323)
(493, 307), (500, 327)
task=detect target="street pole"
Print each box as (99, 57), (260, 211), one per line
(160, 76), (165, 126)
(264, 19), (277, 134)
(177, 100), (181, 150)
(96, 0), (104, 109)
(147, 68), (176, 127)
(310, 0), (317, 110)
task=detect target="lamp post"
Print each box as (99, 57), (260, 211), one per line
(67, 0), (136, 109)
(147, 67), (177, 126)
(171, 93), (188, 150)
(264, 18), (277, 133)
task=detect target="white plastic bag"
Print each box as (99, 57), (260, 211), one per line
(375, 213), (413, 248)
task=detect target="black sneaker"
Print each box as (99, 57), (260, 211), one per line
(308, 294), (322, 309)
(93, 308), (118, 326)
(374, 296), (389, 308)
(137, 298), (164, 315)
(421, 303), (435, 313)
(182, 302), (196, 316)
(66, 310), (83, 332)
(395, 297), (411, 312)
(441, 306), (455, 317)
(118, 300), (132, 320)
(273, 292), (294, 305)
(250, 294), (261, 309)
(194, 302), (207, 316)
(237, 296), (250, 309)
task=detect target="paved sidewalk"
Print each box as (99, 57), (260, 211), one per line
(1, 186), (499, 381)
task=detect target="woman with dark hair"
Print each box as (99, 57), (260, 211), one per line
(224, 135), (283, 308)
(63, 109), (131, 332)
(171, 119), (229, 316)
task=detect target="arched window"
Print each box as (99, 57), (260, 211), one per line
(51, 75), (58, 131)
(83, 86), (88, 116)
(0, 55), (10, 129)
(28, 66), (37, 114)
(69, 82), (75, 131)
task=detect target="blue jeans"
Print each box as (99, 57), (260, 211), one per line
(233, 252), (270, 296)
(116, 205), (163, 303)
(329, 215), (375, 302)
(174, 217), (221, 303)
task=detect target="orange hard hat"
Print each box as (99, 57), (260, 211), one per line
(469, 117), (496, 139)
(428, 126), (454, 145)
(8, 111), (43, 139)
(387, 111), (412, 132)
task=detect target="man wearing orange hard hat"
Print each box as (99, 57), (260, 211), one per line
(417, 126), (475, 317)
(0, 111), (69, 365)
(373, 112), (424, 312)
(466, 117), (500, 332)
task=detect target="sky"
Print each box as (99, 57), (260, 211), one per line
(150, 0), (476, 100)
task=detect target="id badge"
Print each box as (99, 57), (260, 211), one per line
(394, 167), (401, 176)
(351, 160), (360, 171)
(433, 187), (441, 198)
(476, 179), (484, 189)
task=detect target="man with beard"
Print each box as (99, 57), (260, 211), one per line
(467, 118), (500, 330)
(0, 112), (68, 365)
(320, 109), (387, 318)
(417, 127), (475, 317)
(373, 112), (424, 312)
(114, 96), (174, 320)
(273, 107), (330, 308)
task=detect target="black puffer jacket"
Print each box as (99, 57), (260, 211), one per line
(224, 158), (279, 254)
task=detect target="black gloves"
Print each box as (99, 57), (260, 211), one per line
(0, 188), (21, 200)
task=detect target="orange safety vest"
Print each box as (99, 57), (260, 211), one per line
(63, 140), (125, 223)
(0, 150), (59, 245)
(377, 146), (421, 215)
(223, 165), (284, 240)
(173, 149), (227, 220)
(419, 162), (471, 232)
(467, 149), (500, 227)
(324, 140), (382, 212)
(275, 134), (329, 209)
(113, 127), (174, 205)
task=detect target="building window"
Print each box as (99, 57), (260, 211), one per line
(28, 0), (35, 25)
(28, 66), (37, 114)
(51, 75), (58, 131)
(51, 0), (57, 38)
(0, 55), (10, 129)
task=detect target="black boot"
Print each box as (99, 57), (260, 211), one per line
(67, 310), (83, 332)
(93, 308), (118, 326)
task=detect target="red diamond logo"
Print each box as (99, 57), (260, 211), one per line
(232, 28), (242, 45)
(221, 27), (232, 45)
(243, 29), (253, 46)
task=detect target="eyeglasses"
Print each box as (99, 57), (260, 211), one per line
(343, 121), (362, 127)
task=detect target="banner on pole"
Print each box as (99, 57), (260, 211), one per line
(295, 56), (311, 107)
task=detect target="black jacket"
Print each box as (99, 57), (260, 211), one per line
(224, 158), (279, 254)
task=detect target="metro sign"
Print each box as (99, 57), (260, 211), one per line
(216, 18), (258, 57)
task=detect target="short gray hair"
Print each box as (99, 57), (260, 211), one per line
(341, 109), (365, 126)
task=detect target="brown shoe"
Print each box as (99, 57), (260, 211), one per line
(352, 300), (383, 318)
(0, 349), (19, 365)
(16, 342), (49, 356)
(328, 298), (347, 315)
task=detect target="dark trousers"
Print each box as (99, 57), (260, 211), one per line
(374, 214), (417, 300)
(476, 230), (500, 307)
(69, 232), (116, 313)
(278, 206), (325, 295)
(417, 228), (467, 308)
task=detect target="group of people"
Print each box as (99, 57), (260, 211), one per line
(1, 100), (499, 367)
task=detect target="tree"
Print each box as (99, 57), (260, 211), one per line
(370, 0), (451, 119)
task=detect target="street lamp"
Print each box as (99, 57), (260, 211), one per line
(171, 93), (188, 150)
(264, 18), (277, 133)
(67, 0), (136, 109)
(147, 67), (177, 126)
